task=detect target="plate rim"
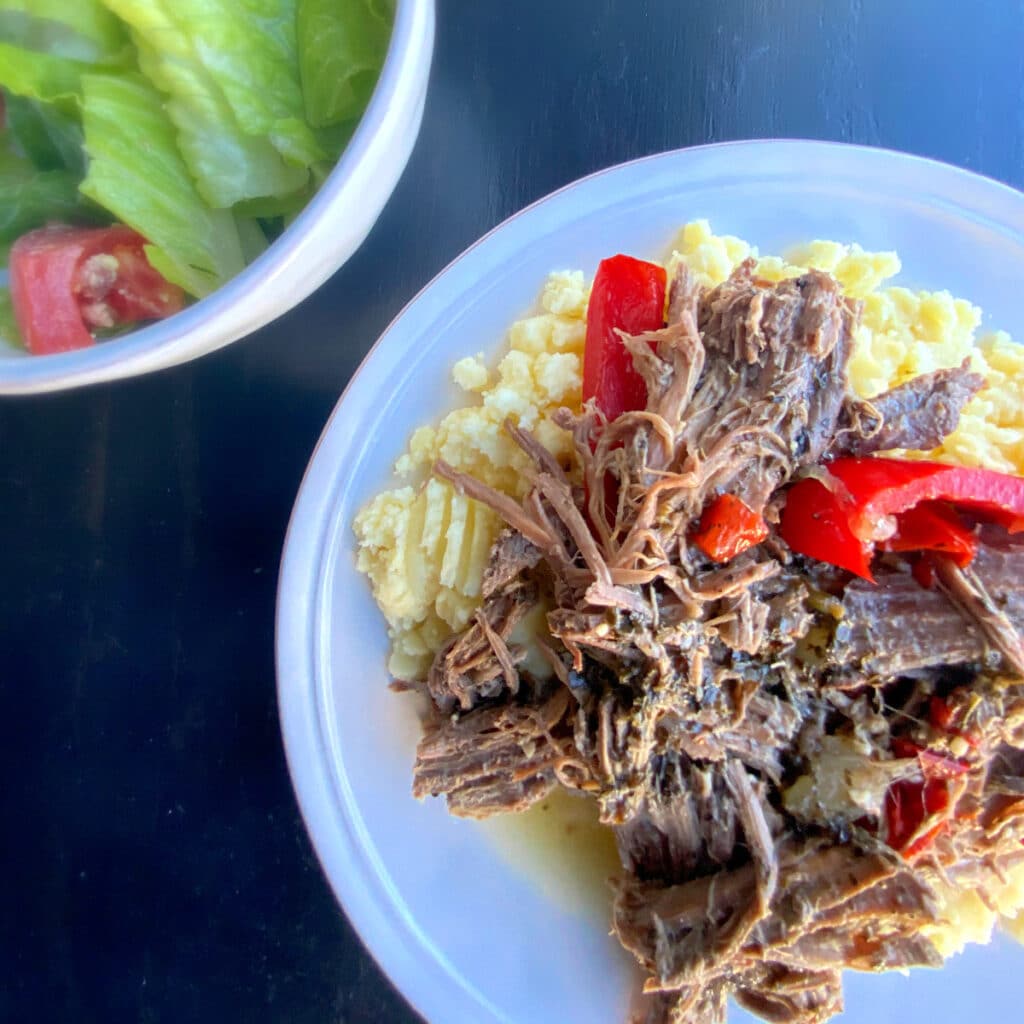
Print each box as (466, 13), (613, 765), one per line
(275, 139), (1024, 1024)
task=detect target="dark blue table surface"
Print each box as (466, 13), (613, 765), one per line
(3, 2), (1023, 1021)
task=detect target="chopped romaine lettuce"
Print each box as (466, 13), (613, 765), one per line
(0, 286), (21, 347)
(161, 0), (323, 167)
(79, 72), (246, 296)
(298, 0), (392, 129)
(0, 150), (101, 250)
(0, 0), (128, 61)
(0, 42), (91, 104)
(103, 0), (314, 206)
(5, 95), (86, 175)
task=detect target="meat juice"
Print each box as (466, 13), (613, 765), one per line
(478, 788), (620, 925)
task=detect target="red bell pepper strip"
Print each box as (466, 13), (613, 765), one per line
(879, 501), (977, 567)
(827, 457), (1024, 538)
(780, 457), (1024, 580)
(886, 733), (973, 857)
(582, 254), (667, 421)
(885, 776), (951, 857)
(917, 747), (972, 778)
(778, 476), (875, 580)
(927, 694), (980, 749)
(691, 494), (769, 563)
(890, 736), (924, 760)
(10, 224), (184, 354)
(911, 553), (938, 589)
(928, 695), (955, 732)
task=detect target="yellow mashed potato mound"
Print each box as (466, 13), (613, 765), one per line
(354, 270), (587, 680)
(354, 220), (1024, 943)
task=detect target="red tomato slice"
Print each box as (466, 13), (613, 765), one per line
(10, 224), (184, 355)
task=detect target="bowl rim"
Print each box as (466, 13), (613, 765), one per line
(276, 139), (1024, 1024)
(0, 0), (434, 395)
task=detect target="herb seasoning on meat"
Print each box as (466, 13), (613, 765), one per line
(406, 258), (1024, 1024)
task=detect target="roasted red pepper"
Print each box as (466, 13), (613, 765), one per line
(582, 254), (667, 422)
(691, 494), (769, 563)
(928, 695), (955, 732)
(927, 694), (980, 749)
(885, 776), (951, 857)
(777, 475), (874, 580)
(780, 457), (1024, 580)
(879, 501), (977, 566)
(828, 457), (1024, 537)
(885, 734), (972, 857)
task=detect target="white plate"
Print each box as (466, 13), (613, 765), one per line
(276, 141), (1024, 1024)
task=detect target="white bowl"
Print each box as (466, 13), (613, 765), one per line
(277, 142), (1024, 1024)
(0, 0), (435, 395)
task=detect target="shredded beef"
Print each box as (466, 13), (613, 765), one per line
(411, 688), (571, 817)
(935, 538), (1024, 677)
(833, 539), (1024, 682)
(426, 576), (538, 712)
(683, 263), (860, 512)
(612, 836), (940, 1017)
(398, 260), (1023, 1024)
(834, 359), (984, 457)
(832, 569), (994, 679)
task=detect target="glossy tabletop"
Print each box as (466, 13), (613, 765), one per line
(3, 2), (1023, 1022)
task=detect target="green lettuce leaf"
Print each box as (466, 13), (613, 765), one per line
(101, 0), (316, 205)
(0, 0), (128, 61)
(297, 0), (392, 129)
(0, 287), (22, 348)
(234, 214), (271, 265)
(0, 149), (102, 248)
(79, 72), (245, 296)
(167, 0), (323, 167)
(5, 94), (86, 174)
(0, 41), (91, 104)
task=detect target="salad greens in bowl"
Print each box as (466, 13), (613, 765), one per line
(0, 0), (434, 392)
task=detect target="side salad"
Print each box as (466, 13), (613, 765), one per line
(0, 0), (394, 354)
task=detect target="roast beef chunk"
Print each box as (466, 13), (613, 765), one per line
(613, 837), (939, 1011)
(411, 689), (570, 817)
(683, 265), (859, 513)
(833, 538), (1024, 682)
(835, 359), (984, 457)
(934, 537), (1024, 678)
(614, 753), (706, 882)
(832, 569), (992, 679)
(735, 966), (843, 1024)
(427, 581), (537, 712)
(481, 527), (542, 598)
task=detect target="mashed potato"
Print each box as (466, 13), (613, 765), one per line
(354, 219), (1024, 947)
(354, 270), (587, 680)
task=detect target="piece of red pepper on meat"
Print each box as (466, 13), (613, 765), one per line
(691, 494), (769, 563)
(780, 457), (1024, 580)
(581, 254), (667, 521)
(582, 254), (667, 421)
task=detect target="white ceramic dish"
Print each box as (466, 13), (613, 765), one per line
(276, 141), (1024, 1024)
(0, 0), (434, 395)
